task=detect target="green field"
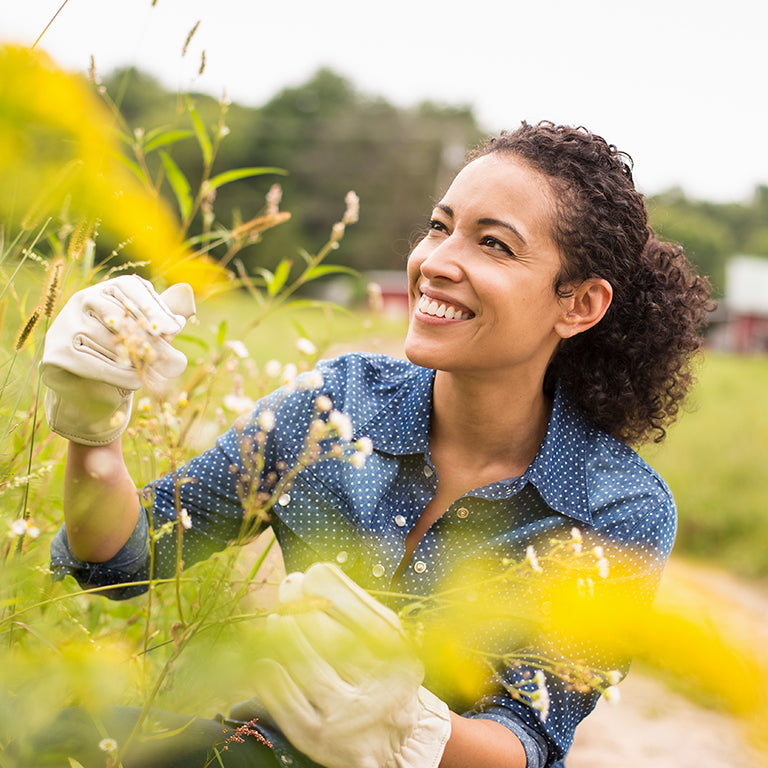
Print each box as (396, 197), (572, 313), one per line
(642, 352), (768, 579)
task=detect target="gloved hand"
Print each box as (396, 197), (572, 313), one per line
(249, 563), (451, 768)
(41, 274), (195, 446)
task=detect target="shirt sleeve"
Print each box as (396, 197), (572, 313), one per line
(50, 509), (151, 600)
(463, 489), (677, 767)
(48, 379), (316, 597)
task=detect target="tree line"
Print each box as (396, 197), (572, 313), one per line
(106, 67), (768, 296)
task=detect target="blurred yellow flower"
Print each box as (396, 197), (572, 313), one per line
(0, 44), (227, 293)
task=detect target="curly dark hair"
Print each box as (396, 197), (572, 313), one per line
(469, 121), (714, 445)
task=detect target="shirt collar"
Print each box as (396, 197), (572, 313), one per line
(523, 381), (594, 526)
(355, 363), (434, 455)
(358, 366), (594, 526)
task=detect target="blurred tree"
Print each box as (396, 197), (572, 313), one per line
(100, 67), (768, 296)
(102, 67), (483, 280)
(648, 187), (768, 295)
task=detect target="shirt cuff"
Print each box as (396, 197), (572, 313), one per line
(50, 511), (150, 599)
(468, 712), (549, 768)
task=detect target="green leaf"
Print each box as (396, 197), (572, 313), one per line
(303, 264), (359, 281)
(267, 259), (292, 296)
(216, 320), (228, 346)
(284, 298), (352, 314)
(144, 129), (194, 155)
(159, 150), (192, 221)
(186, 96), (212, 166)
(114, 154), (149, 187)
(207, 167), (286, 192)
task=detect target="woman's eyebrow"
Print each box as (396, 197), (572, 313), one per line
(478, 217), (527, 246)
(434, 204), (528, 246)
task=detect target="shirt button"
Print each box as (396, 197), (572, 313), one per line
(372, 563), (385, 578)
(456, 507), (469, 519)
(423, 465), (434, 478)
(414, 561), (427, 574)
(394, 514), (407, 527)
(277, 493), (291, 506)
(336, 551), (348, 564)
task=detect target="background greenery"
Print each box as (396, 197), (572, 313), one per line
(103, 66), (768, 295)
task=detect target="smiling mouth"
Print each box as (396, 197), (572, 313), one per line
(417, 294), (474, 320)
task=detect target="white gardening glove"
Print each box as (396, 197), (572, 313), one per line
(41, 274), (195, 446)
(249, 563), (451, 768)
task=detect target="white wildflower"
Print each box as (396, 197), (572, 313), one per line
(179, 508), (192, 530)
(10, 519), (40, 538)
(224, 393), (255, 415)
(225, 340), (249, 359)
(295, 337), (316, 356)
(328, 411), (353, 442)
(330, 221), (346, 243)
(355, 436), (374, 456)
(297, 369), (324, 391)
(257, 410), (276, 432)
(525, 544), (543, 574)
(223, 375), (255, 414)
(265, 359), (282, 378)
(265, 183), (283, 215)
(343, 190), (360, 225)
(606, 670), (622, 686)
(570, 527), (583, 553)
(98, 737), (118, 754)
(281, 363), (298, 387)
(531, 670), (550, 721)
(603, 685), (620, 704)
(349, 452), (367, 469)
(315, 394), (333, 412)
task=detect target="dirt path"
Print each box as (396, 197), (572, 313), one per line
(568, 559), (768, 767)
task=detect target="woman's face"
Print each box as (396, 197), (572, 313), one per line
(405, 153), (570, 381)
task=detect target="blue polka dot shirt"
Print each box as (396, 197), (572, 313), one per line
(51, 352), (676, 768)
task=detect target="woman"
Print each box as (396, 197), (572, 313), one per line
(41, 121), (712, 768)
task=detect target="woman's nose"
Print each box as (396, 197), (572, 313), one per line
(414, 236), (464, 282)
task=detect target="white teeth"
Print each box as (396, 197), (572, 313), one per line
(418, 295), (468, 320)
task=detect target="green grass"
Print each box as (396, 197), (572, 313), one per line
(642, 352), (768, 579)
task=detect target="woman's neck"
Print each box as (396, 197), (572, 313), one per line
(430, 369), (552, 478)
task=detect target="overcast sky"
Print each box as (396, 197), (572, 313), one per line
(3, 0), (767, 202)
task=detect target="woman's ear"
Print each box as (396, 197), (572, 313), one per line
(555, 278), (613, 339)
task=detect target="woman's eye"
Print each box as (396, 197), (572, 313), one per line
(428, 219), (448, 232)
(481, 236), (514, 256)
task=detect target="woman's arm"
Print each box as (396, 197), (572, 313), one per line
(64, 440), (140, 562)
(442, 714), (526, 768)
(42, 276), (194, 563)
